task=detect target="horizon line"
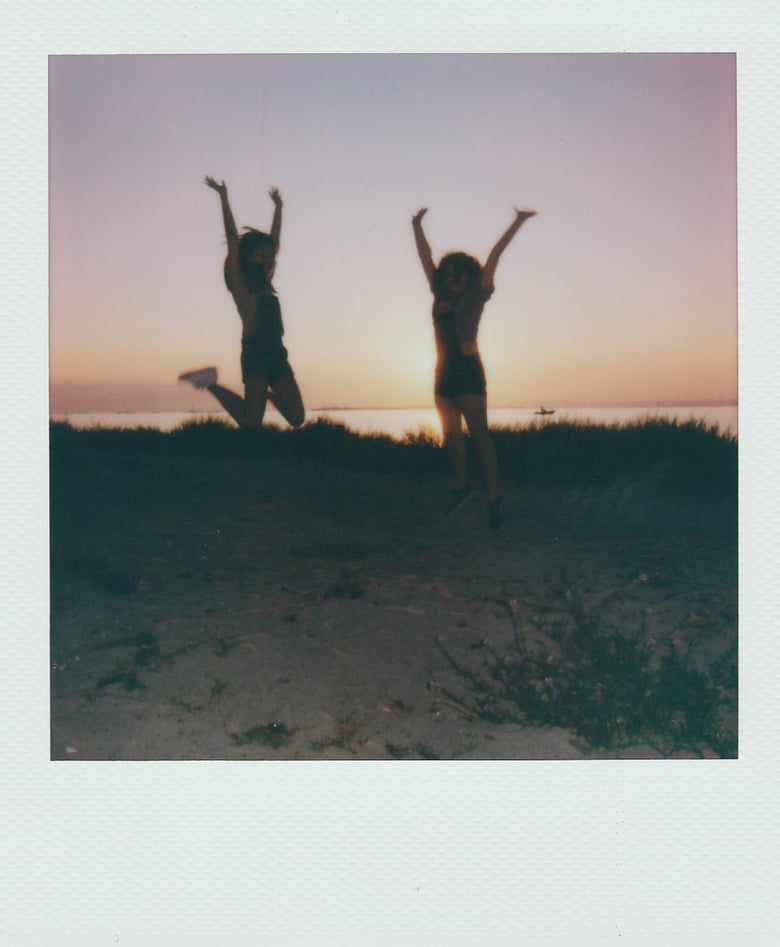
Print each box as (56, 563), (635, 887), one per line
(50, 400), (738, 415)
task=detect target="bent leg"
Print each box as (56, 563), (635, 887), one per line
(270, 375), (305, 428)
(203, 379), (268, 428)
(456, 393), (499, 500)
(205, 383), (246, 426)
(435, 394), (467, 489)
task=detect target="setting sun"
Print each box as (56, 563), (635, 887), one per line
(49, 53), (736, 420)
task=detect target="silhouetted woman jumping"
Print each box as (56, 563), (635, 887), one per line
(178, 177), (305, 428)
(412, 206), (536, 529)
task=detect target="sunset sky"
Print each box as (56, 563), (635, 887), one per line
(49, 52), (737, 413)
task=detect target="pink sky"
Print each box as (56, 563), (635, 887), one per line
(49, 53), (736, 412)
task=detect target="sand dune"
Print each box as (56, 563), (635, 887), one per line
(50, 424), (737, 760)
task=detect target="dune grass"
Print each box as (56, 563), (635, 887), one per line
(494, 416), (736, 494)
(50, 415), (736, 495)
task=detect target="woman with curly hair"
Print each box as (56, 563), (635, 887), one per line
(412, 206), (537, 529)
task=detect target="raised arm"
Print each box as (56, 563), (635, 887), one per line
(412, 208), (435, 290)
(481, 208), (537, 286)
(205, 176), (239, 246)
(205, 175), (244, 292)
(269, 187), (283, 249)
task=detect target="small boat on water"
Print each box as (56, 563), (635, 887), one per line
(534, 406), (556, 416)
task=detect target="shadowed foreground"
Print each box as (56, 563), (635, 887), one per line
(50, 418), (737, 759)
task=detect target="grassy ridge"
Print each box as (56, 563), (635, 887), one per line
(50, 416), (736, 495)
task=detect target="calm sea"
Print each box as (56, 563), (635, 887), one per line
(51, 404), (738, 439)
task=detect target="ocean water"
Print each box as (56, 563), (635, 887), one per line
(51, 404), (738, 439)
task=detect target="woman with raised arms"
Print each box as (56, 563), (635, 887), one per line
(179, 177), (305, 429)
(412, 205), (537, 529)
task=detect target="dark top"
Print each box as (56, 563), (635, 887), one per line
(252, 290), (285, 345)
(432, 282), (494, 346)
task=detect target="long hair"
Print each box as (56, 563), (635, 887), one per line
(224, 228), (277, 292)
(433, 251), (482, 299)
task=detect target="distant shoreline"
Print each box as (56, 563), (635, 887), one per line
(49, 399), (738, 414)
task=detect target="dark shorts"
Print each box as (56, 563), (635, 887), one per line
(435, 353), (487, 398)
(241, 334), (294, 384)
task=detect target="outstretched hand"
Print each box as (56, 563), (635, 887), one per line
(412, 207), (428, 224)
(204, 175), (227, 195)
(269, 186), (283, 207)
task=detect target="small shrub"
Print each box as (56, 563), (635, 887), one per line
(231, 721), (296, 748)
(326, 567), (366, 600)
(431, 594), (736, 758)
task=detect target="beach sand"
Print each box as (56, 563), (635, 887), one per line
(50, 432), (737, 760)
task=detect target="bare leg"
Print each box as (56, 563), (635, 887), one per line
(269, 376), (305, 428)
(435, 394), (467, 489)
(205, 384), (245, 426)
(205, 378), (268, 429)
(241, 377), (270, 428)
(456, 393), (499, 500)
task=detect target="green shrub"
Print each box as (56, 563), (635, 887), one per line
(432, 593), (737, 758)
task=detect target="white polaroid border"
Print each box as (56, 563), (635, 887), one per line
(2, 2), (777, 945)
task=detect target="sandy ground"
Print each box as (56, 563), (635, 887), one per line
(50, 442), (737, 760)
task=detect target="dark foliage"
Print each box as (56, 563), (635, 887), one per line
(230, 721), (297, 748)
(50, 416), (736, 495)
(432, 596), (737, 758)
(492, 416), (736, 496)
